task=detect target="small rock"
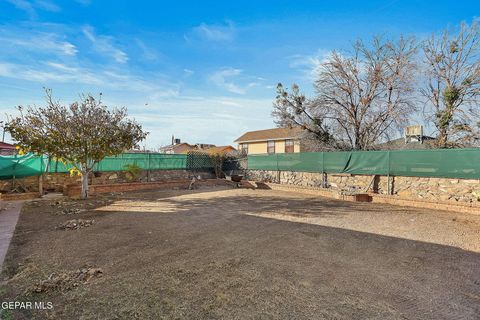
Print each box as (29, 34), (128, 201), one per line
(58, 219), (95, 230)
(61, 208), (84, 215)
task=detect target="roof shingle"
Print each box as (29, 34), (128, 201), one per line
(234, 127), (304, 143)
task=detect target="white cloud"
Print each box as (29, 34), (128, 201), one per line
(0, 31), (77, 56)
(0, 63), (274, 148)
(219, 99), (241, 107)
(34, 0), (60, 12)
(0, 62), (99, 84)
(183, 69), (194, 77)
(82, 25), (128, 63)
(6, 0), (60, 18)
(210, 68), (244, 94)
(209, 67), (260, 94)
(135, 39), (158, 61)
(126, 96), (274, 148)
(289, 50), (330, 81)
(192, 21), (236, 41)
(0, 61), (179, 96)
(6, 0), (36, 17)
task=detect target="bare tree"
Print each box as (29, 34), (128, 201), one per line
(421, 21), (480, 148)
(272, 83), (338, 150)
(317, 36), (418, 149)
(273, 36), (418, 150)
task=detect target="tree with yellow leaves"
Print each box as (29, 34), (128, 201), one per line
(6, 89), (147, 199)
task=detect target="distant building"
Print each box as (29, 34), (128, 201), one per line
(204, 145), (236, 155)
(234, 127), (304, 154)
(376, 125), (436, 150)
(159, 136), (231, 154)
(0, 141), (16, 155)
(159, 141), (198, 154)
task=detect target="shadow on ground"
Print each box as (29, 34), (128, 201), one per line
(1, 186), (479, 319)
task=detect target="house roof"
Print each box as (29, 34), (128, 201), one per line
(204, 145), (236, 155)
(159, 143), (189, 153)
(234, 127), (304, 143)
(0, 141), (15, 150)
(159, 142), (224, 154)
(167, 143), (198, 154)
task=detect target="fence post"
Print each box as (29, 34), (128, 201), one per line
(147, 153), (151, 182)
(276, 154), (280, 184)
(38, 155), (43, 196)
(387, 151), (391, 195)
(321, 152), (327, 188)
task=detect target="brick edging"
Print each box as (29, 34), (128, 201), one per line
(0, 192), (40, 201)
(64, 179), (230, 198)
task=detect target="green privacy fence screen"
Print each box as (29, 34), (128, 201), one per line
(248, 149), (480, 179)
(0, 153), (213, 180)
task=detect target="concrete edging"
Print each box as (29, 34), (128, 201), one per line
(0, 201), (23, 270)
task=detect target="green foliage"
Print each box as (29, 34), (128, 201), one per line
(6, 89), (148, 198)
(423, 21), (480, 148)
(6, 89), (147, 170)
(442, 86), (461, 107)
(437, 110), (453, 128)
(124, 163), (142, 181)
(472, 191), (480, 202)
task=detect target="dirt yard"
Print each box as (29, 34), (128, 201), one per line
(1, 186), (480, 319)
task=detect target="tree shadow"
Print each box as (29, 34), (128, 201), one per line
(3, 186), (480, 319)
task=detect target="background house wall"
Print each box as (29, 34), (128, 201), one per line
(244, 142), (268, 154)
(238, 140), (301, 154)
(294, 141), (301, 153)
(275, 140), (285, 153)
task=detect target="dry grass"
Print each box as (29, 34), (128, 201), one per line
(1, 186), (480, 319)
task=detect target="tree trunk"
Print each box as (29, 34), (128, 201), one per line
(38, 174), (43, 196)
(437, 127), (448, 148)
(81, 169), (89, 199)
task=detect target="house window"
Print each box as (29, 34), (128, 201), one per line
(240, 143), (248, 154)
(285, 139), (294, 153)
(267, 140), (275, 154)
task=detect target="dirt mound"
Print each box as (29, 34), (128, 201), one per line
(58, 219), (95, 230)
(32, 266), (103, 293)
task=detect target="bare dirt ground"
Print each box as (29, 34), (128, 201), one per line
(1, 186), (480, 319)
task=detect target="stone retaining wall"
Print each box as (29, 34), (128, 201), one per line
(0, 169), (215, 193)
(246, 170), (480, 204)
(262, 183), (480, 214)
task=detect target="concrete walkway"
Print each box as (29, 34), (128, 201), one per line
(0, 201), (24, 270)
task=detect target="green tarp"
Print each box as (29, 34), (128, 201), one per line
(248, 149), (480, 179)
(0, 154), (46, 179)
(0, 153), (212, 180)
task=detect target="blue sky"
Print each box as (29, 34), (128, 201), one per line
(0, 0), (478, 148)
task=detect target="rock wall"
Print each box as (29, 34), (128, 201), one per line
(245, 170), (480, 203)
(0, 169), (215, 193)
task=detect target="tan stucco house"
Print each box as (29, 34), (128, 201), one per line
(234, 127), (304, 154)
